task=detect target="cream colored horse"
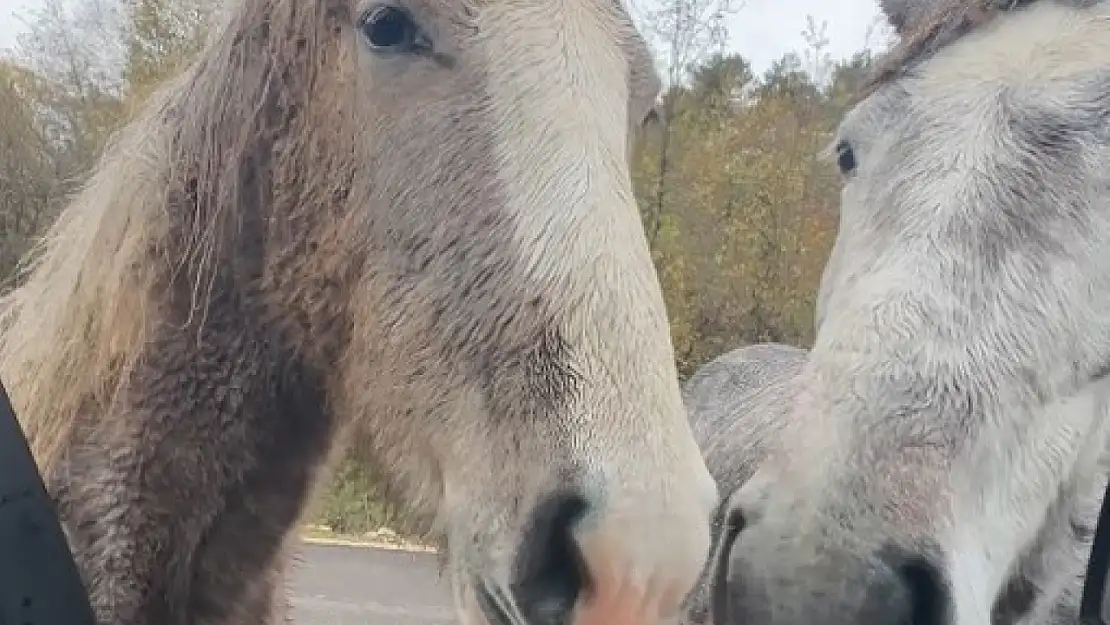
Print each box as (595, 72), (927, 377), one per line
(0, 2), (717, 624)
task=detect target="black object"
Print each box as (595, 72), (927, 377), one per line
(0, 379), (97, 625)
(1082, 477), (1110, 625)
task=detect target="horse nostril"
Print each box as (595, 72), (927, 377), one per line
(510, 493), (591, 625)
(895, 554), (949, 625)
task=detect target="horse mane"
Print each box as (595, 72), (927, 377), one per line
(0, 0), (339, 473)
(0, 93), (171, 471)
(861, 0), (1043, 99)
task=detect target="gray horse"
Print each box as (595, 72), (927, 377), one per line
(0, 2), (717, 625)
(684, 1), (1110, 624)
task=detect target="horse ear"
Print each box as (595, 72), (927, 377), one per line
(878, 0), (931, 33)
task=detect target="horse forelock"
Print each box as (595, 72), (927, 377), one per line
(863, 0), (1055, 100)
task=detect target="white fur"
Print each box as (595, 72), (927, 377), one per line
(832, 3), (1110, 623)
(687, 3), (1110, 625)
(477, 0), (717, 618)
(946, 380), (1110, 624)
(891, 4), (1110, 622)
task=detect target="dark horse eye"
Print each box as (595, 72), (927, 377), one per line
(836, 139), (857, 176)
(359, 5), (424, 52)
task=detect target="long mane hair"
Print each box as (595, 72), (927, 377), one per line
(0, 0), (341, 473)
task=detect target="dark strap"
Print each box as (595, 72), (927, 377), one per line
(710, 507), (744, 625)
(0, 379), (97, 625)
(1082, 477), (1110, 625)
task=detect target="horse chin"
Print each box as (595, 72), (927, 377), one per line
(457, 575), (544, 625)
(452, 569), (663, 625)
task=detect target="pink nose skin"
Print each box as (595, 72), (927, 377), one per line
(571, 559), (678, 625)
(570, 527), (702, 625)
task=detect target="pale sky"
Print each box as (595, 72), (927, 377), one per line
(725, 0), (890, 73)
(0, 0), (36, 54)
(0, 0), (890, 75)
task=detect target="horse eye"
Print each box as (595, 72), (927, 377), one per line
(836, 139), (857, 176)
(359, 5), (424, 52)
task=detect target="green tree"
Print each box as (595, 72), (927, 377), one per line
(686, 52), (753, 109)
(121, 0), (215, 102)
(758, 52), (821, 103)
(825, 50), (876, 112)
(0, 61), (57, 277)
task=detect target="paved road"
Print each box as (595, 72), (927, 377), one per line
(290, 542), (456, 625)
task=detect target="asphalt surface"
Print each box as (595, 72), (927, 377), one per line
(290, 542), (457, 625)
